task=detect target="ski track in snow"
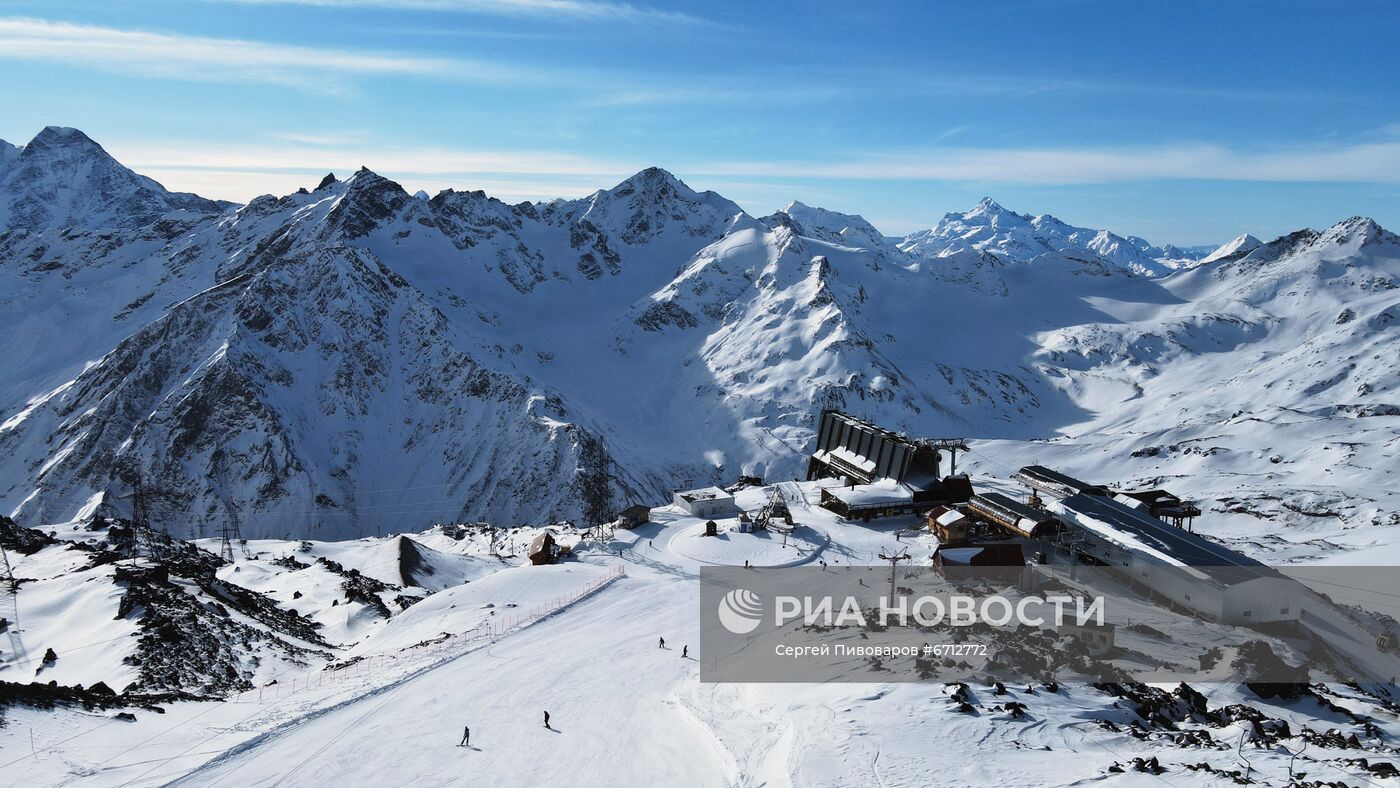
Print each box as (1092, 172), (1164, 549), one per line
(6, 497), (1400, 787)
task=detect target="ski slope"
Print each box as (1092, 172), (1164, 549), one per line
(0, 490), (1368, 787)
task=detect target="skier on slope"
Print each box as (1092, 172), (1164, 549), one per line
(543, 710), (551, 729)
(460, 725), (470, 747)
(659, 636), (666, 649)
(682, 645), (688, 658)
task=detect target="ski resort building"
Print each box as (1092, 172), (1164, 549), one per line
(925, 505), (970, 544)
(1048, 493), (1256, 569)
(967, 464), (1310, 625)
(807, 410), (966, 486)
(1058, 621), (1117, 657)
(806, 410), (971, 520)
(1047, 492), (1304, 625)
(673, 487), (738, 519)
(1012, 466), (1111, 499)
(966, 493), (1062, 539)
(617, 505), (651, 529)
(819, 478), (914, 519)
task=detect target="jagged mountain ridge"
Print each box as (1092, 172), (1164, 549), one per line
(899, 196), (1208, 276)
(1, 126), (1396, 543)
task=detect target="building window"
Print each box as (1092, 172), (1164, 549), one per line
(1184, 594), (1191, 601)
(1242, 611), (1252, 618)
(1280, 607), (1289, 615)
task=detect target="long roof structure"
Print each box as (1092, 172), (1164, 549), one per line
(1053, 492), (1261, 569)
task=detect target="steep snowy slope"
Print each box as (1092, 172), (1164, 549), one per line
(972, 217), (1400, 559)
(0, 138), (748, 537)
(1, 127), (1395, 549)
(1197, 232), (1263, 265)
(1, 244), (635, 539)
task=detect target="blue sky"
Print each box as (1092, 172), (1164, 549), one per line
(1, 0), (1398, 245)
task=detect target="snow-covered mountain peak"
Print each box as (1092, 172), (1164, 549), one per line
(547, 166), (746, 247)
(0, 125), (227, 232)
(601, 166), (739, 214)
(1319, 215), (1393, 249)
(1199, 232), (1263, 265)
(969, 195), (1011, 216)
(322, 167), (414, 239)
(611, 165), (684, 193)
(901, 198), (1047, 261)
(25, 125), (106, 155)
(775, 200), (893, 254)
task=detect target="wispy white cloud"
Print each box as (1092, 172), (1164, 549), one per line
(691, 142), (1400, 185)
(0, 17), (549, 93)
(102, 136), (1400, 211)
(105, 138), (643, 201)
(112, 140), (637, 178)
(217, 0), (711, 26)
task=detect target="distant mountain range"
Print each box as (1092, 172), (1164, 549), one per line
(899, 196), (1218, 276)
(2, 126), (1396, 542)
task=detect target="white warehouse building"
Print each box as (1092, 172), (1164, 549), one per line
(673, 486), (738, 519)
(1049, 492), (1307, 626)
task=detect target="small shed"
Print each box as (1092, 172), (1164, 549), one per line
(617, 505), (651, 529)
(528, 532), (557, 566)
(703, 520), (719, 537)
(925, 505), (970, 544)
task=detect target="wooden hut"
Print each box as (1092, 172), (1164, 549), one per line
(528, 532), (557, 565)
(924, 505), (970, 544)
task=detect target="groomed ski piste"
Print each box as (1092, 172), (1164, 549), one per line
(5, 480), (1400, 787)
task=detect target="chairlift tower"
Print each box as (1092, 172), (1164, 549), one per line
(0, 542), (19, 635)
(877, 548), (912, 603)
(1, 542), (17, 595)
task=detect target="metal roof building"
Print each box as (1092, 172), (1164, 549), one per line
(1012, 465), (1109, 499)
(1051, 493), (1261, 569)
(966, 492), (1062, 538)
(806, 410), (965, 489)
(1047, 493), (1307, 625)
